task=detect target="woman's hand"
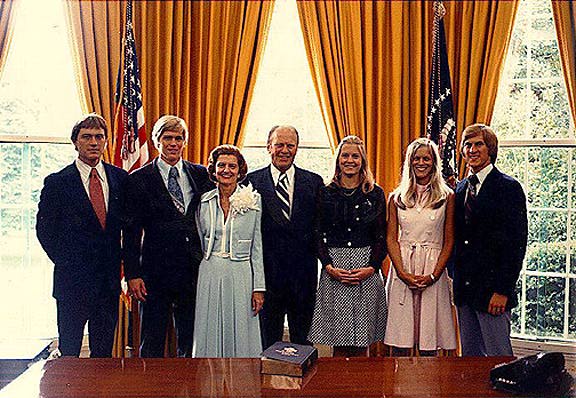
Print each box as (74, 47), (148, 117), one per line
(326, 264), (360, 285)
(349, 267), (375, 282)
(398, 271), (423, 290)
(252, 292), (264, 316)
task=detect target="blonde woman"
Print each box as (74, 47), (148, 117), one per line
(384, 138), (457, 356)
(308, 135), (387, 357)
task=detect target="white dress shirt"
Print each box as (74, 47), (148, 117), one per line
(75, 158), (109, 210)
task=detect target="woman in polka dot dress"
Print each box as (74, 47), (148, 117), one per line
(308, 135), (387, 357)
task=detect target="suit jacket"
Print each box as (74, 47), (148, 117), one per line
(196, 188), (265, 290)
(453, 166), (528, 312)
(123, 158), (212, 293)
(246, 165), (324, 295)
(36, 162), (128, 300)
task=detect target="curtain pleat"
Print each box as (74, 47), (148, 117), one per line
(297, 0), (518, 190)
(297, 1), (433, 193)
(551, 0), (576, 128)
(0, 0), (18, 80)
(443, 1), (519, 176)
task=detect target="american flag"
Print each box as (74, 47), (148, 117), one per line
(426, 1), (457, 179)
(113, 0), (148, 172)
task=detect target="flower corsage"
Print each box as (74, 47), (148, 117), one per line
(229, 183), (260, 217)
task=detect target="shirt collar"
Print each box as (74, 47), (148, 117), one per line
(469, 163), (493, 186)
(157, 157), (184, 178)
(270, 164), (295, 185)
(75, 158), (105, 181)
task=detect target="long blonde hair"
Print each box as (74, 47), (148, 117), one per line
(331, 135), (375, 193)
(393, 138), (451, 209)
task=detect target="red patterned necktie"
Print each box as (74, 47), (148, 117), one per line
(89, 168), (106, 229)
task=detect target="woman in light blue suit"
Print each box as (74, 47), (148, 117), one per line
(193, 145), (265, 357)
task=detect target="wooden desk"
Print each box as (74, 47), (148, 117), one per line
(0, 356), (570, 397)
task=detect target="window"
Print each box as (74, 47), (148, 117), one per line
(0, 0), (80, 339)
(242, 0), (332, 181)
(492, 0), (576, 341)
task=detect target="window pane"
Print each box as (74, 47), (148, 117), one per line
(526, 148), (568, 208)
(0, 143), (75, 339)
(498, 147), (526, 184)
(243, 0), (328, 147)
(570, 277), (576, 338)
(0, 0), (82, 137)
(492, 83), (528, 140)
(528, 210), (567, 244)
(529, 40), (561, 79)
(525, 275), (565, 338)
(526, 242), (566, 273)
(530, 82), (572, 139)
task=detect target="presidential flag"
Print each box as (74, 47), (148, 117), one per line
(426, 1), (457, 179)
(113, 0), (148, 172)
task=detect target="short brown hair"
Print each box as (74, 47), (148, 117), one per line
(207, 144), (248, 183)
(71, 113), (107, 142)
(460, 123), (499, 164)
(152, 115), (188, 147)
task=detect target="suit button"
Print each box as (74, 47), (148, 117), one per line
(355, 217), (360, 221)
(464, 240), (469, 245)
(185, 237), (190, 242)
(355, 205), (359, 209)
(465, 281), (470, 286)
(347, 228), (351, 232)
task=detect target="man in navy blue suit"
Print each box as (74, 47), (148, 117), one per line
(123, 115), (212, 357)
(246, 125), (324, 349)
(37, 114), (128, 357)
(453, 123), (528, 356)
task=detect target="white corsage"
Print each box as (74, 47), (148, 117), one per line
(229, 183), (259, 216)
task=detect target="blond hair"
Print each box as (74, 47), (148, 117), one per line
(393, 137), (451, 209)
(331, 135), (375, 193)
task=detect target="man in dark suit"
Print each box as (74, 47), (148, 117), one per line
(123, 115), (211, 357)
(246, 125), (324, 349)
(36, 114), (128, 357)
(453, 123), (528, 356)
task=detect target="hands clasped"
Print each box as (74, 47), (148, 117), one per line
(326, 264), (375, 285)
(399, 272), (435, 290)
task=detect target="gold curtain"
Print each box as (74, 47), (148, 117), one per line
(443, 0), (519, 177)
(297, 1), (433, 194)
(133, 1), (273, 163)
(297, 0), (518, 191)
(63, 0), (125, 162)
(551, 0), (576, 127)
(0, 0), (18, 79)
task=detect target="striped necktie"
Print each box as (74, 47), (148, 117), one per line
(168, 166), (185, 214)
(276, 172), (291, 221)
(464, 174), (479, 224)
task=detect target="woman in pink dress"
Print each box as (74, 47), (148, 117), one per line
(384, 138), (457, 356)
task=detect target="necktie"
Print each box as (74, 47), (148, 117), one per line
(276, 173), (291, 221)
(168, 166), (185, 214)
(464, 174), (479, 224)
(89, 168), (106, 229)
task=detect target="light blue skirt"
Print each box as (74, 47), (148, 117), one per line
(192, 256), (262, 357)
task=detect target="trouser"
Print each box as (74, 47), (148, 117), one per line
(457, 304), (513, 356)
(57, 292), (118, 357)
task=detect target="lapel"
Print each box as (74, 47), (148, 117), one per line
(182, 161), (200, 217)
(66, 163), (103, 231)
(290, 167), (306, 226)
(260, 166), (290, 227)
(103, 163), (119, 225)
(475, 167), (500, 210)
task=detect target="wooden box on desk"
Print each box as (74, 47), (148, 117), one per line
(260, 342), (318, 377)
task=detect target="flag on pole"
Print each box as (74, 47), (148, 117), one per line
(426, 0), (457, 179)
(113, 0), (148, 172)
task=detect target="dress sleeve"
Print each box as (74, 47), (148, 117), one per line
(368, 188), (387, 270)
(316, 188), (333, 268)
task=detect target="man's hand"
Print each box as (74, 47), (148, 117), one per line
(252, 292), (264, 315)
(128, 278), (147, 302)
(488, 293), (508, 316)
